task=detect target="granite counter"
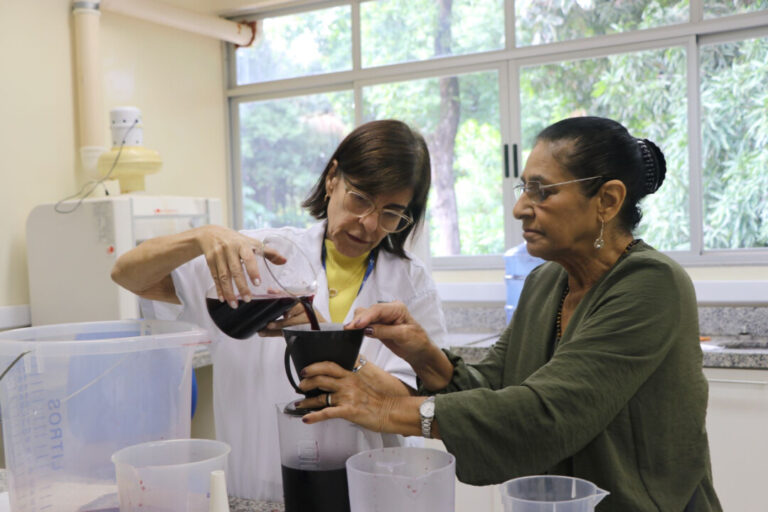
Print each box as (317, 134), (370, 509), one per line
(449, 336), (768, 368)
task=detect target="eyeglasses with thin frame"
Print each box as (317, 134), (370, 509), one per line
(513, 176), (603, 204)
(340, 177), (414, 233)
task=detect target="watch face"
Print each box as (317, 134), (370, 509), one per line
(421, 400), (435, 417)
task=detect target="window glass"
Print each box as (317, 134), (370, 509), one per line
(360, 0), (504, 68)
(362, 71), (502, 256)
(520, 47), (689, 251)
(238, 92), (354, 229)
(515, 0), (688, 47)
(700, 35), (768, 249)
(235, 6), (351, 84)
(704, 0), (768, 19)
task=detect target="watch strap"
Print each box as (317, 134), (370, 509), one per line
(420, 396), (436, 438)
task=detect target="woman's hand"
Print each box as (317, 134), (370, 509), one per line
(345, 302), (432, 363)
(258, 306), (328, 337)
(196, 225), (286, 308)
(345, 302), (454, 390)
(296, 361), (423, 437)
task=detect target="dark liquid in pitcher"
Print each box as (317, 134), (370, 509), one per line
(281, 465), (350, 512)
(207, 295), (317, 339)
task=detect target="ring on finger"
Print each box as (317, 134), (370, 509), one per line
(352, 356), (367, 373)
(325, 392), (333, 407)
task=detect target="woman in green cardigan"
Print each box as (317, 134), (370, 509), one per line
(297, 117), (721, 511)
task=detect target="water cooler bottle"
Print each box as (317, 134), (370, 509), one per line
(504, 242), (545, 323)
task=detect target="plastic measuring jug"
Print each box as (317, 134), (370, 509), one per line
(0, 319), (209, 512)
(111, 438), (230, 512)
(346, 447), (456, 512)
(276, 401), (383, 512)
(500, 475), (609, 511)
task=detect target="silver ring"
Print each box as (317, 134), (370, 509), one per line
(352, 356), (367, 373)
(325, 392), (333, 407)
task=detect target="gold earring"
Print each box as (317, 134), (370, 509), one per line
(594, 218), (605, 249)
(324, 192), (330, 202)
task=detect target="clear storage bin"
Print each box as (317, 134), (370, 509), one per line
(0, 319), (209, 511)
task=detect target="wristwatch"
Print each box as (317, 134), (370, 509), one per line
(419, 396), (436, 438)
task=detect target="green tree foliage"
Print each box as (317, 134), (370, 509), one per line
(239, 92), (353, 229)
(236, 6), (351, 84)
(361, 0), (504, 67)
(362, 70), (503, 256)
(701, 37), (768, 248)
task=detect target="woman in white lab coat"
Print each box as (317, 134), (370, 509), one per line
(111, 119), (447, 501)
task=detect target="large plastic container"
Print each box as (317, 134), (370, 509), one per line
(346, 447), (455, 512)
(500, 475), (609, 511)
(0, 320), (209, 512)
(112, 438), (230, 512)
(504, 242), (545, 323)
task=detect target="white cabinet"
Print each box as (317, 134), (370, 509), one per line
(704, 367), (768, 512)
(26, 195), (222, 325)
(424, 439), (504, 512)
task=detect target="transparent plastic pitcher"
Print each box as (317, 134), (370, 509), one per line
(276, 401), (382, 512)
(0, 320), (209, 512)
(112, 438), (230, 512)
(500, 475), (609, 512)
(346, 447), (456, 512)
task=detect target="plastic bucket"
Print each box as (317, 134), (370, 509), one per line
(0, 320), (209, 512)
(346, 447), (455, 512)
(112, 438), (230, 512)
(500, 475), (609, 511)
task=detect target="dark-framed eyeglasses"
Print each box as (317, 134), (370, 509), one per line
(513, 176), (603, 204)
(341, 178), (413, 233)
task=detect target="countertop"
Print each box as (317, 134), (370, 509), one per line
(444, 333), (768, 369)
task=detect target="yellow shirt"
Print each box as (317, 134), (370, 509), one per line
(324, 239), (370, 323)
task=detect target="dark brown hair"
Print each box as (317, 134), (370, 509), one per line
(536, 116), (667, 231)
(303, 120), (431, 259)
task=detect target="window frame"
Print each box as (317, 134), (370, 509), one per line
(225, 1), (768, 270)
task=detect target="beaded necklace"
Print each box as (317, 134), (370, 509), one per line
(555, 239), (641, 341)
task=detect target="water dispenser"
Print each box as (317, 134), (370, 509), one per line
(504, 242), (545, 323)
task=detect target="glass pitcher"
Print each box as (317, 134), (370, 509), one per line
(206, 233), (318, 339)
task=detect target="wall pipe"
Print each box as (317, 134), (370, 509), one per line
(72, 2), (107, 175)
(100, 0), (256, 47)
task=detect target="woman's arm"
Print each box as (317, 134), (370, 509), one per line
(111, 225), (282, 306)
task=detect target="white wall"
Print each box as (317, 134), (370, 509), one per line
(0, 0), (230, 310)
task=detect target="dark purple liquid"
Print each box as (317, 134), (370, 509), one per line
(299, 296), (321, 331)
(281, 465), (350, 512)
(207, 295), (309, 339)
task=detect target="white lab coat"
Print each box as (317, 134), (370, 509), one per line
(143, 222), (447, 501)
